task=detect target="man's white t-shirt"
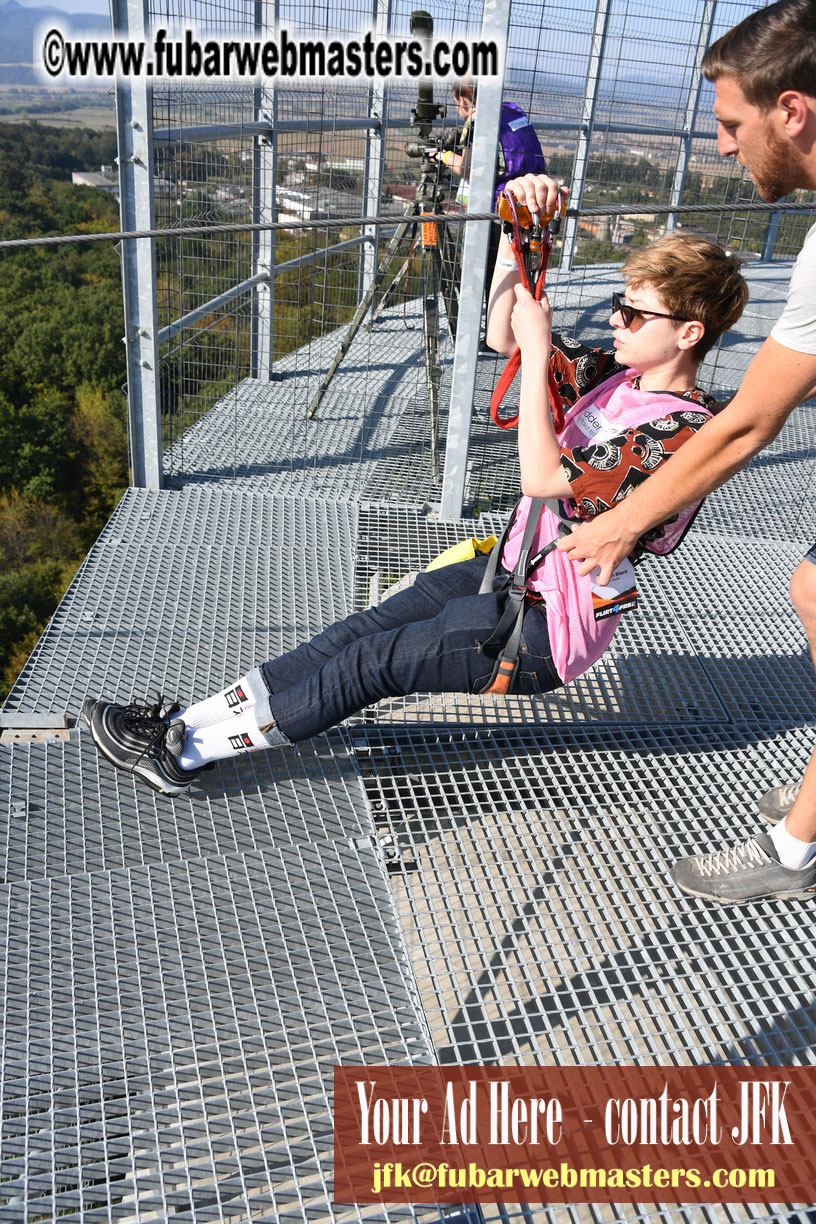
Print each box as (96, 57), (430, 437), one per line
(770, 221), (816, 355)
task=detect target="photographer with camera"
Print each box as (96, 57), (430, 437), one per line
(431, 81), (548, 333)
(435, 82), (547, 204)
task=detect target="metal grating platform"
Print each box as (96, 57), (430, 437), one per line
(479, 1207), (816, 1224)
(3, 491), (358, 719)
(0, 840), (435, 1223)
(159, 262), (816, 520)
(357, 719), (816, 1066)
(163, 303), (453, 504)
(0, 732), (369, 884)
(0, 490), (451, 1223)
(5, 259), (816, 1222)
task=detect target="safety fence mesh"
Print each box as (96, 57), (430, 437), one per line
(142, 0), (816, 490)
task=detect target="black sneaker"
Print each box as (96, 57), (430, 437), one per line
(86, 695), (203, 796)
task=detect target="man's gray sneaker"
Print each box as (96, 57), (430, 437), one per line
(87, 695), (203, 797)
(672, 833), (816, 903)
(758, 781), (802, 825)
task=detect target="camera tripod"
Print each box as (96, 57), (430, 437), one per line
(306, 154), (462, 480)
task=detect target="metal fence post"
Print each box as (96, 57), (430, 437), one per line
(251, 0), (278, 380)
(359, 0), (390, 303)
(667, 0), (717, 230)
(439, 0), (510, 519)
(113, 0), (162, 490)
(559, 0), (611, 272)
(761, 209), (783, 262)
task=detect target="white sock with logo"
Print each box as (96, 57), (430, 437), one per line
(177, 668), (266, 730)
(770, 817), (816, 870)
(176, 669), (291, 770)
(177, 706), (274, 768)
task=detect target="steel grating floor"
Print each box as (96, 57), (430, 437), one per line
(4, 260), (816, 1222)
(3, 491), (358, 719)
(358, 719), (816, 1069)
(0, 841), (436, 1223)
(163, 302), (455, 504)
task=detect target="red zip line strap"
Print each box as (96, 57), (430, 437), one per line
(490, 189), (566, 432)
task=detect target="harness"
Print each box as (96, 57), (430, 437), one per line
(473, 496), (569, 696)
(490, 188), (567, 432)
(476, 188), (567, 695)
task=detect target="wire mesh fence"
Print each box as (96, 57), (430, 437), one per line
(101, 0), (816, 500)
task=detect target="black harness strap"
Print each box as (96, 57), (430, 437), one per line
(473, 497), (558, 696)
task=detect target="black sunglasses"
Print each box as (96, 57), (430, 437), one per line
(611, 291), (689, 328)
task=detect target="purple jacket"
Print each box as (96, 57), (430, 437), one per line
(493, 101), (547, 205)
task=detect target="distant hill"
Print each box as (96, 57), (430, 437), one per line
(0, 0), (109, 64)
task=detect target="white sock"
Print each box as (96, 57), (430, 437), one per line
(177, 667), (266, 730)
(178, 705), (273, 768)
(770, 817), (816, 870)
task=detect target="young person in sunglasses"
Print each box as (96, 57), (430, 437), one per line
(485, 182), (747, 692)
(80, 192), (746, 798)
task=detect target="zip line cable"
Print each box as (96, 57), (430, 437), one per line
(0, 200), (813, 252)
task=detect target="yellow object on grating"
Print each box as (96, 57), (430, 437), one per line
(425, 536), (498, 572)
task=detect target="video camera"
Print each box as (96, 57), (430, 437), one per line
(404, 128), (459, 161)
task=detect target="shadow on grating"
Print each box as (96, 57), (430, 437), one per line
(163, 303), (455, 502)
(351, 722), (816, 1082)
(0, 840), (441, 1224)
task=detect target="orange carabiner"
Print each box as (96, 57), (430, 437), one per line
(497, 188), (566, 232)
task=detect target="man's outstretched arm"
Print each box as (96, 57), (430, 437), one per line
(557, 336), (816, 584)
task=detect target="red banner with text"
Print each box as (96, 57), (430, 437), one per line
(334, 1065), (816, 1204)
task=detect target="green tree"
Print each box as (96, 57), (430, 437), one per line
(0, 122), (126, 696)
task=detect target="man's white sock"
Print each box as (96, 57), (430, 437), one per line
(177, 667), (267, 730)
(770, 817), (816, 870)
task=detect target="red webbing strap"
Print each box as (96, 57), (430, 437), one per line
(490, 190), (565, 433)
(490, 358), (565, 433)
(549, 367), (565, 433)
(489, 349), (523, 428)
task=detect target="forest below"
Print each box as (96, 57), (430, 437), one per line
(0, 122), (126, 699)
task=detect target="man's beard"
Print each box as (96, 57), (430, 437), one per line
(750, 125), (804, 202)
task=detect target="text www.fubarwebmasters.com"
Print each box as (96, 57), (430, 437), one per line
(38, 27), (501, 82)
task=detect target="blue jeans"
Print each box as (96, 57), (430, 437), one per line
(258, 554), (561, 743)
